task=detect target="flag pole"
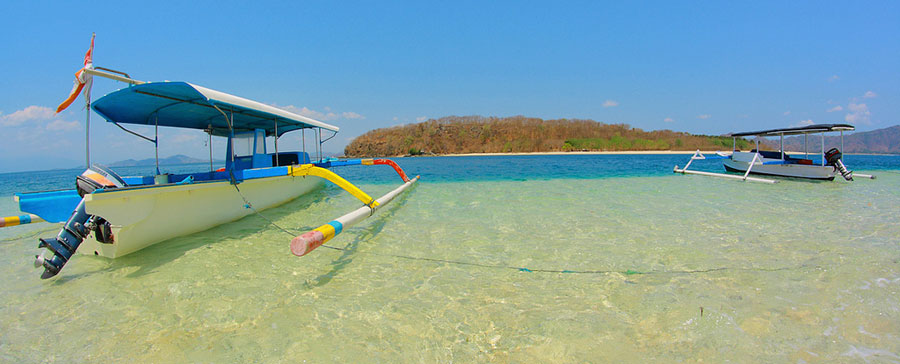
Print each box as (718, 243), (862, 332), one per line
(85, 92), (90, 168)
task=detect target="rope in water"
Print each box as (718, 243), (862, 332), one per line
(229, 172), (309, 238)
(241, 201), (821, 276)
(0, 228), (55, 244)
(317, 245), (820, 275)
(234, 179), (829, 276)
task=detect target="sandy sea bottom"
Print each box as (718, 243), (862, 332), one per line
(1, 171), (899, 362)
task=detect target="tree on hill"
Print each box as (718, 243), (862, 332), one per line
(344, 115), (751, 157)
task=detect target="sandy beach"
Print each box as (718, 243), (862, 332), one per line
(417, 150), (893, 158)
(439, 150), (711, 157)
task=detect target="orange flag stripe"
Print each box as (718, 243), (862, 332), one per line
(56, 70), (86, 114)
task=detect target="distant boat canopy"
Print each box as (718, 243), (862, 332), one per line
(728, 124), (854, 137)
(92, 81), (339, 137)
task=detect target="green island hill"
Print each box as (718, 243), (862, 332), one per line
(344, 116), (900, 157)
(344, 116), (751, 157)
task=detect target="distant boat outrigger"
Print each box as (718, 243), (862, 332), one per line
(10, 41), (418, 279)
(674, 124), (876, 183)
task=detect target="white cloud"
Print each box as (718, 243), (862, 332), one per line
(863, 91), (877, 99)
(663, 117), (674, 123)
(392, 117), (399, 121)
(299, 106), (338, 120)
(170, 132), (199, 144)
(845, 103), (871, 124)
(341, 112), (364, 120)
(0, 105), (57, 126)
(0, 105), (81, 134)
(602, 100), (619, 108)
(271, 104), (364, 121)
(697, 114), (711, 119)
(416, 116), (428, 122)
(792, 119), (814, 127)
(827, 105), (843, 112)
(45, 119), (81, 131)
(828, 75), (839, 82)
(783, 111), (791, 116)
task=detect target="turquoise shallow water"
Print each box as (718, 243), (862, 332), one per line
(1, 155), (899, 362)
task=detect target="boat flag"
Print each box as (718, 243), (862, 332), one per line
(56, 33), (95, 113)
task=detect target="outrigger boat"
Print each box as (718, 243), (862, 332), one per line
(674, 123), (876, 183)
(11, 64), (418, 279)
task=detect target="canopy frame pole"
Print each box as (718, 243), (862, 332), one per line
(316, 128), (322, 162)
(207, 124), (213, 173)
(229, 108), (235, 171)
(112, 122), (155, 143)
(821, 132), (825, 166)
(841, 130), (844, 152)
(302, 129), (306, 162)
(210, 104), (236, 175)
(805, 134), (808, 158)
(732, 137), (736, 151)
(83, 67), (145, 85)
(780, 133), (784, 160)
(154, 113), (160, 175)
(274, 119), (279, 166)
(321, 129), (338, 143)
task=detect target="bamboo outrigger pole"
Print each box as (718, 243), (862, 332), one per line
(289, 158), (418, 256)
(291, 176), (419, 256)
(0, 214), (44, 228)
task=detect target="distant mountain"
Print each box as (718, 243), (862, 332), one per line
(107, 154), (208, 167)
(782, 125), (900, 154)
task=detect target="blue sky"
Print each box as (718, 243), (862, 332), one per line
(1, 1), (897, 172)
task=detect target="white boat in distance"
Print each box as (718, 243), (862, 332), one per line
(674, 123), (876, 183)
(16, 68), (418, 279)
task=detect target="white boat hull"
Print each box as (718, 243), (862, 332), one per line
(724, 152), (835, 180)
(80, 175), (324, 258)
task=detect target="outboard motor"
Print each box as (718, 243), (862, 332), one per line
(35, 165), (124, 279)
(824, 148), (853, 181)
(35, 200), (91, 279)
(75, 164), (126, 197)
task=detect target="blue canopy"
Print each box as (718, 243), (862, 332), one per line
(91, 82), (339, 137)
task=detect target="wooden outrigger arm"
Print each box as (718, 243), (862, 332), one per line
(288, 164), (380, 208)
(287, 158), (415, 208)
(674, 150), (778, 184)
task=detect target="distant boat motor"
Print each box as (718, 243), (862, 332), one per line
(824, 148), (853, 181)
